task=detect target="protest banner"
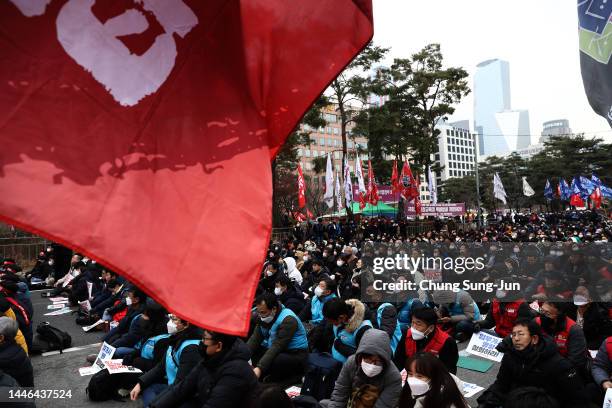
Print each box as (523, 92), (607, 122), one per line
(465, 332), (504, 362)
(47, 304), (66, 310)
(82, 319), (105, 333)
(285, 386), (301, 398)
(103, 359), (142, 375)
(462, 382), (485, 398)
(44, 307), (72, 316)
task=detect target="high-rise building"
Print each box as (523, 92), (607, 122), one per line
(540, 119), (572, 143)
(432, 120), (478, 189)
(474, 59), (532, 156)
(474, 59), (510, 155)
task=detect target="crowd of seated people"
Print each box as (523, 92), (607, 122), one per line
(0, 209), (611, 407)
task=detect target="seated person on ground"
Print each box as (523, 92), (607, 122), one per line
(323, 298), (372, 363)
(431, 289), (480, 343)
(0, 317), (33, 387)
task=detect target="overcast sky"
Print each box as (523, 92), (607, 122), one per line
(372, 0), (612, 143)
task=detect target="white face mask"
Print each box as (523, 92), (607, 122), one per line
(260, 311), (275, 324)
(496, 289), (507, 299)
(411, 327), (426, 341)
(266, 270), (274, 277)
(513, 247), (520, 253)
(407, 377), (430, 397)
(274, 287), (283, 296)
(573, 295), (588, 306)
(314, 286), (325, 298)
(303, 255), (310, 262)
(361, 361), (383, 377)
(125, 297), (133, 306)
(167, 320), (178, 334)
(336, 260), (344, 267)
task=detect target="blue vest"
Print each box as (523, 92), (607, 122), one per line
(448, 293), (481, 321)
(165, 339), (200, 385)
(129, 313), (143, 331)
(397, 298), (418, 332)
(260, 307), (308, 351)
(311, 294), (336, 325)
(331, 319), (372, 363)
(139, 333), (171, 360)
(377, 303), (402, 355)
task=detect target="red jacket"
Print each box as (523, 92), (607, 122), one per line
(491, 299), (524, 338)
(405, 327), (449, 358)
(535, 316), (576, 357)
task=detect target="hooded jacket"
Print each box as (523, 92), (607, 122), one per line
(149, 339), (258, 408)
(477, 335), (585, 408)
(0, 339), (33, 387)
(332, 299), (372, 362)
(325, 329), (402, 408)
(284, 257), (303, 286)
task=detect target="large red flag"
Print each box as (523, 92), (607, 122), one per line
(297, 164), (306, 209)
(391, 160), (401, 194)
(590, 187), (602, 209)
(0, 0), (373, 335)
(400, 161), (418, 201)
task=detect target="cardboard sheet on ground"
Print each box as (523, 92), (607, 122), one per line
(78, 342), (115, 376)
(82, 319), (105, 332)
(44, 307), (71, 316)
(457, 356), (493, 373)
(465, 332), (504, 362)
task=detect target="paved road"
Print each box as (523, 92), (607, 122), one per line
(28, 289), (500, 407)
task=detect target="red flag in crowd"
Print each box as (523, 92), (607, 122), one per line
(293, 212), (306, 222)
(391, 160), (401, 194)
(570, 194), (585, 207)
(591, 187), (602, 209)
(400, 161), (419, 201)
(366, 160), (379, 205)
(0, 1), (373, 335)
(297, 164), (306, 209)
(306, 208), (314, 220)
(414, 172), (422, 215)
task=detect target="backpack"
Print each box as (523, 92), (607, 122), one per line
(301, 352), (342, 401)
(33, 322), (72, 353)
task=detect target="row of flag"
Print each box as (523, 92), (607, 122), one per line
(494, 173), (610, 208)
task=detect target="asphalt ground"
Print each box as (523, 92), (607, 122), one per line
(26, 289), (500, 407)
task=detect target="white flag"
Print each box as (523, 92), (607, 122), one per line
(354, 156), (366, 195)
(493, 172), (507, 204)
(522, 177), (535, 197)
(343, 157), (353, 207)
(427, 165), (438, 204)
(335, 170), (342, 212)
(323, 153), (334, 208)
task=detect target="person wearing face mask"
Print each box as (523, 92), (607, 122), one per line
(258, 261), (280, 294)
(298, 277), (337, 353)
(273, 275), (305, 314)
(129, 315), (201, 407)
(401, 307), (458, 374)
(323, 298), (372, 363)
(398, 352), (468, 408)
(98, 287), (148, 353)
(474, 277), (533, 338)
(48, 260), (86, 298)
(300, 258), (331, 296)
(247, 292), (308, 386)
(477, 319), (586, 408)
(432, 290), (480, 343)
(320, 329), (402, 408)
(567, 286), (612, 350)
(147, 331), (258, 408)
(282, 257), (303, 286)
(535, 302), (589, 378)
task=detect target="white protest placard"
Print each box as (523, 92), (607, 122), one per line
(87, 281), (93, 300)
(79, 342), (116, 376)
(82, 319), (105, 332)
(44, 307), (72, 316)
(103, 359), (143, 375)
(285, 386), (301, 398)
(529, 300), (540, 312)
(590, 350), (599, 359)
(462, 381), (485, 398)
(78, 366), (100, 376)
(98, 342), (116, 361)
(603, 388), (612, 408)
(50, 297), (69, 302)
(47, 304), (66, 310)
(62, 273), (75, 287)
(466, 332), (504, 362)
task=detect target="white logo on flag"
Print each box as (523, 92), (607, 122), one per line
(11, 0), (199, 107)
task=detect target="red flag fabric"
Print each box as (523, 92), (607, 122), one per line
(391, 160), (401, 194)
(297, 164), (306, 209)
(366, 160), (379, 205)
(306, 208), (314, 220)
(591, 187), (602, 209)
(0, 1), (373, 335)
(400, 162), (418, 201)
(414, 173), (422, 215)
(293, 211), (306, 222)
(570, 194), (585, 207)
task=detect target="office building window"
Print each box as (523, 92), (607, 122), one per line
(333, 127), (339, 135)
(305, 150), (311, 157)
(348, 141), (354, 148)
(446, 130), (450, 135)
(447, 137), (451, 144)
(319, 138), (325, 146)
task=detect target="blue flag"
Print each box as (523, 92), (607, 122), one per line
(559, 178), (572, 201)
(544, 179), (554, 200)
(602, 184), (612, 199)
(577, 0), (612, 127)
(592, 173), (602, 187)
(579, 175), (596, 196)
